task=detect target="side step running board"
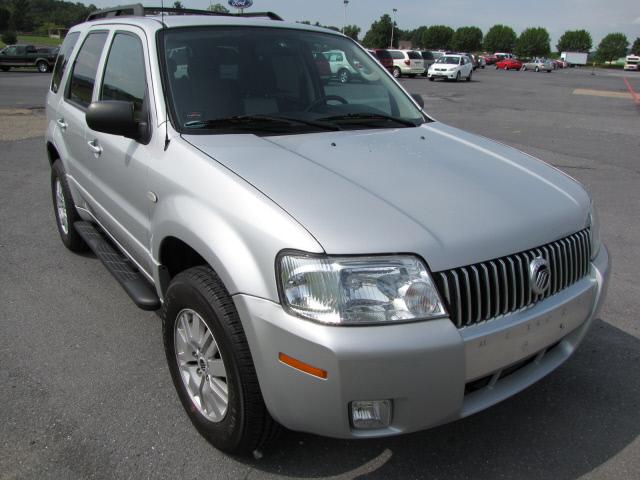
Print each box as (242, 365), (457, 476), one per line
(75, 221), (161, 311)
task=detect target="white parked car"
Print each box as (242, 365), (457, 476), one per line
(323, 49), (359, 83)
(427, 54), (473, 81)
(522, 58), (553, 72)
(387, 49), (425, 78)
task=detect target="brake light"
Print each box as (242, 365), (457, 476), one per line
(404, 59), (410, 66)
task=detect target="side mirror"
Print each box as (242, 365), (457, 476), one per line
(86, 101), (147, 141)
(411, 93), (424, 109)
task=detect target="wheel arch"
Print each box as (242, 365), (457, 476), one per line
(47, 141), (60, 166)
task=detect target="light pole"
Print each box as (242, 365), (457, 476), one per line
(342, 0), (349, 35)
(390, 8), (397, 48)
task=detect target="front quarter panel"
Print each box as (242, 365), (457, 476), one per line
(149, 136), (323, 302)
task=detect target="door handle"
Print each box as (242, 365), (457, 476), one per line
(56, 118), (67, 130)
(87, 139), (103, 156)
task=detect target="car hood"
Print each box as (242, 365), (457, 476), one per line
(431, 63), (458, 67)
(183, 122), (590, 272)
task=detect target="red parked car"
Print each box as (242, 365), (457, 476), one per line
(372, 48), (395, 74)
(495, 58), (523, 70)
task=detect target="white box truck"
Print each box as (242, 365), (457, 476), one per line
(624, 55), (639, 71)
(561, 52), (588, 66)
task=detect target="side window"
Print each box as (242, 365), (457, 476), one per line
(67, 32), (108, 109)
(4, 46), (17, 55)
(100, 33), (147, 121)
(51, 32), (80, 93)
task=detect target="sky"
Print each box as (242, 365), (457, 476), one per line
(89, 0), (640, 49)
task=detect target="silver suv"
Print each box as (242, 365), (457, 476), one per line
(46, 6), (610, 454)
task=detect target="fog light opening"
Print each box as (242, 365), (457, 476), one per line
(350, 400), (392, 430)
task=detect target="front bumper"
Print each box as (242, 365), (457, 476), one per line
(428, 71), (457, 79)
(234, 246), (610, 439)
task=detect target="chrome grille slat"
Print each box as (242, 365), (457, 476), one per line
(450, 270), (463, 328)
(470, 266), (482, 325)
(433, 228), (591, 329)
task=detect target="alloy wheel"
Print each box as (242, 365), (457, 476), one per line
(174, 308), (229, 422)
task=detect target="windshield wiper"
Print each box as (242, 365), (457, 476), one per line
(317, 113), (419, 128)
(184, 114), (340, 131)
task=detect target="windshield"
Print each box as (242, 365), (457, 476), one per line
(436, 56), (460, 64)
(161, 26), (427, 135)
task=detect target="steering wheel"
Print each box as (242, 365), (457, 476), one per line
(305, 95), (348, 112)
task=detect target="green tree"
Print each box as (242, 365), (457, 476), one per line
(483, 24), (517, 52)
(515, 27), (550, 58)
(556, 29), (592, 53)
(207, 3), (229, 13)
(412, 25), (429, 48)
(1, 30), (17, 44)
(343, 24), (360, 41)
(631, 37), (640, 55)
(0, 7), (10, 31)
(451, 26), (483, 52)
(173, 1), (184, 9)
(362, 14), (395, 49)
(420, 25), (454, 50)
(9, 0), (30, 31)
(596, 33), (629, 62)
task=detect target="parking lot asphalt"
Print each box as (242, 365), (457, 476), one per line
(1, 67), (639, 480)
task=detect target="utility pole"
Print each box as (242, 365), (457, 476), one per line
(343, 0), (349, 35)
(390, 8), (397, 48)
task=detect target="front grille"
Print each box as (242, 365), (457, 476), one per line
(434, 229), (591, 328)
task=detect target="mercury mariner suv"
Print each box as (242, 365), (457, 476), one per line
(45, 5), (610, 454)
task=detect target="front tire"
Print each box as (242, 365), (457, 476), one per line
(36, 60), (49, 73)
(162, 266), (280, 454)
(337, 68), (350, 84)
(535, 66), (540, 72)
(455, 71), (461, 82)
(51, 160), (87, 252)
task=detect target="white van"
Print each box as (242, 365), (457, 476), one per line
(387, 49), (425, 78)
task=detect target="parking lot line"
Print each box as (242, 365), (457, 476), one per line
(572, 88), (633, 99)
(623, 78), (640, 104)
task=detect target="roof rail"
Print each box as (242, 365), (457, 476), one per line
(86, 3), (283, 22)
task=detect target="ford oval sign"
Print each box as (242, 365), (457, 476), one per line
(228, 0), (253, 8)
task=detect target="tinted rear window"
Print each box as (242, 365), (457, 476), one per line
(421, 51), (434, 60)
(67, 32), (108, 108)
(389, 50), (404, 60)
(407, 51), (422, 60)
(375, 49), (392, 59)
(51, 32), (80, 93)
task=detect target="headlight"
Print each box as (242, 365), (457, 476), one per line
(588, 201), (601, 260)
(278, 253), (446, 325)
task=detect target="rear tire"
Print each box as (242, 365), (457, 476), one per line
(162, 266), (280, 454)
(0, 66), (9, 72)
(51, 160), (88, 252)
(535, 66), (540, 72)
(36, 61), (49, 73)
(392, 67), (401, 78)
(428, 76), (434, 81)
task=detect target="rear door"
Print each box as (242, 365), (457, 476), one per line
(57, 30), (109, 205)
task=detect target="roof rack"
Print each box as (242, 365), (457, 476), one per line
(86, 4), (283, 22)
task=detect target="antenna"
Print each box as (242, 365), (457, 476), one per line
(161, 0), (170, 150)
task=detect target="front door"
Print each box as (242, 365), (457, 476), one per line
(85, 28), (155, 275)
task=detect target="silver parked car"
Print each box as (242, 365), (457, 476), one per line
(46, 6), (609, 454)
(522, 58), (554, 72)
